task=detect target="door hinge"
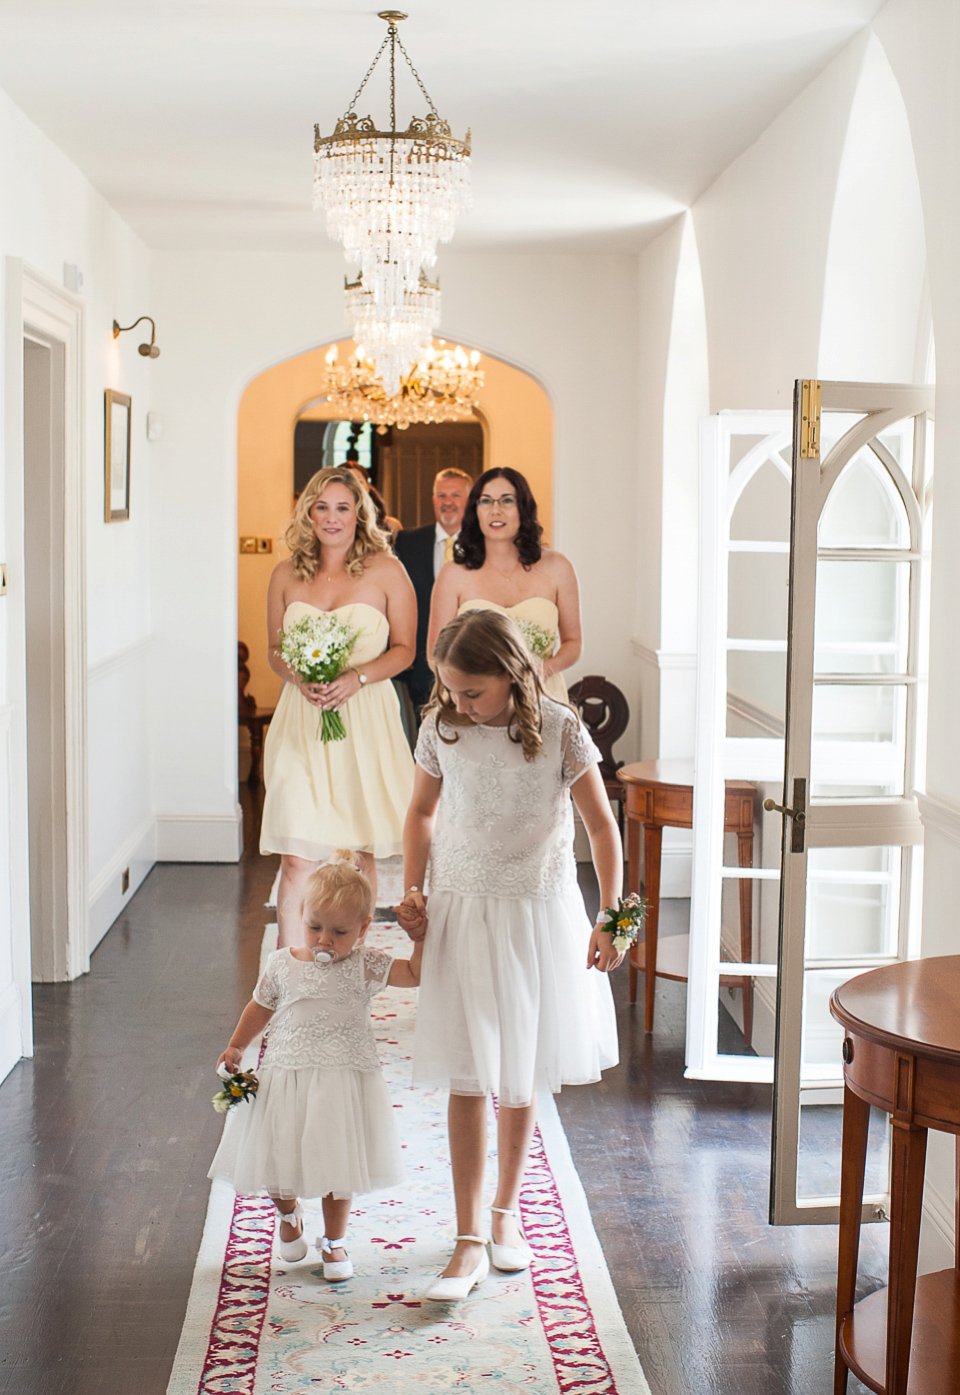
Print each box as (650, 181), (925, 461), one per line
(799, 380), (821, 458)
(763, 777), (806, 853)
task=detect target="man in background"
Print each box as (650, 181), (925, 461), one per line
(395, 468), (472, 722)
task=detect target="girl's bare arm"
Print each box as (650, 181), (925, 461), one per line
(571, 764), (624, 972)
(218, 999), (275, 1073)
(397, 765), (442, 940)
(387, 936), (424, 988)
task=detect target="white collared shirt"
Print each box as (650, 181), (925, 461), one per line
(434, 522), (459, 579)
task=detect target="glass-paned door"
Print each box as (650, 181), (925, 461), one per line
(769, 381), (934, 1225)
(689, 413), (794, 1083)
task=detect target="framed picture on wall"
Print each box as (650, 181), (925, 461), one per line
(104, 389), (131, 522)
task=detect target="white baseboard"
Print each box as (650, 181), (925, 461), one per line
(88, 817), (157, 953)
(659, 847), (692, 898)
(156, 807), (244, 863)
(0, 979), (27, 1083)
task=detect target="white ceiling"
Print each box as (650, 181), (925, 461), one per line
(0, 0), (882, 253)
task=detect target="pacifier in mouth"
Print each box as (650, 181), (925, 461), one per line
(312, 948), (334, 964)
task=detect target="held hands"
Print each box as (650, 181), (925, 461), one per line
(396, 890), (428, 942)
(587, 922), (625, 973)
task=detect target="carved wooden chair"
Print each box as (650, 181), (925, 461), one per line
(567, 675), (630, 834)
(238, 641), (275, 786)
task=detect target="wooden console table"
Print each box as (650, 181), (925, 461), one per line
(831, 957), (960, 1395)
(616, 759), (757, 1039)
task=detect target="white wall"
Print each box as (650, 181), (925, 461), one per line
(0, 83), (154, 1080)
(147, 247), (642, 857)
(873, 0), (960, 1272)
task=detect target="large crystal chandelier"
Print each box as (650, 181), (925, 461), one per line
(323, 341), (483, 432)
(344, 270), (441, 397)
(313, 12), (471, 319)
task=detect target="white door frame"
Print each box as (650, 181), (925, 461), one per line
(4, 258), (88, 1010)
(769, 379), (934, 1226)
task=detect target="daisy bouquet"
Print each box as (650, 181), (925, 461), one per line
(516, 618), (557, 662)
(277, 612), (361, 742)
(596, 892), (647, 953)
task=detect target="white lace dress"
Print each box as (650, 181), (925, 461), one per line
(413, 699), (619, 1108)
(208, 947), (403, 1201)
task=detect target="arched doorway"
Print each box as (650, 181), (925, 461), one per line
(236, 340), (553, 715)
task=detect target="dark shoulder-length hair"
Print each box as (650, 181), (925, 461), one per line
(454, 467), (543, 570)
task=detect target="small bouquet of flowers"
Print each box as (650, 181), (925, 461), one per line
(516, 618), (557, 662)
(277, 612), (361, 742)
(212, 1066), (260, 1114)
(596, 892), (647, 953)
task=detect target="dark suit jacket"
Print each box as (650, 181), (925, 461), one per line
(394, 523), (437, 703)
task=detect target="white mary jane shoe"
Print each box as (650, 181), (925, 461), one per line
(318, 1235), (354, 1282)
(489, 1206), (533, 1272)
(276, 1203), (308, 1263)
(422, 1235), (490, 1301)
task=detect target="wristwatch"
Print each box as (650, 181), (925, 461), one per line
(355, 668), (368, 686)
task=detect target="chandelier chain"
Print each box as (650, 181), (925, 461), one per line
(341, 31), (392, 119)
(393, 31), (441, 119)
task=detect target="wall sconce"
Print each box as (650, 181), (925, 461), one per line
(113, 316), (160, 358)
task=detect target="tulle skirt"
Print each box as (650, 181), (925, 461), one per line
(207, 1064), (403, 1201)
(413, 889), (619, 1108)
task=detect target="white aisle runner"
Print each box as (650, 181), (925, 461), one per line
(167, 916), (650, 1394)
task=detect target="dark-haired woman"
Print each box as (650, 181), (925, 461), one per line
(425, 468), (581, 701)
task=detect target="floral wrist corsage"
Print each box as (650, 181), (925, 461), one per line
(595, 892), (647, 952)
(212, 1067), (260, 1114)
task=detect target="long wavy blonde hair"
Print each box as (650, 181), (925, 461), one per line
(285, 467), (392, 580)
(428, 609), (545, 761)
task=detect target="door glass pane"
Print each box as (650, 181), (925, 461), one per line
(819, 451), (910, 549)
(729, 456), (791, 541)
(806, 846), (901, 959)
(797, 1100), (889, 1203)
(727, 650), (786, 737)
(814, 560), (909, 675)
(811, 683), (907, 794)
(729, 552), (789, 641)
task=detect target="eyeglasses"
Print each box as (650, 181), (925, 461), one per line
(477, 494), (517, 509)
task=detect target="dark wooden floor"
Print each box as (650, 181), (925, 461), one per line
(0, 783), (886, 1394)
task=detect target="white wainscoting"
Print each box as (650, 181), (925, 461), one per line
(87, 815), (156, 954)
(87, 636), (155, 949)
(156, 808), (244, 863)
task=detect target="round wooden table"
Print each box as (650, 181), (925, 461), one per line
(830, 956), (960, 1395)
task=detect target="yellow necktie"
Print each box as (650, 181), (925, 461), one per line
(444, 535), (456, 564)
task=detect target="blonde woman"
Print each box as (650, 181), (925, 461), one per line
(261, 467), (416, 947)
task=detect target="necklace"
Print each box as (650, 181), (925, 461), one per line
(487, 551), (520, 580)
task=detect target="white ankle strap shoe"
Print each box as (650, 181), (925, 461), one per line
(422, 1235), (490, 1301)
(276, 1203), (308, 1263)
(489, 1206), (533, 1272)
(318, 1235), (354, 1281)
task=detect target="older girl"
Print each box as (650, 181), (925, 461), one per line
(398, 609), (622, 1301)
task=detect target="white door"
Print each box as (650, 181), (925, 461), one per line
(769, 380), (933, 1225)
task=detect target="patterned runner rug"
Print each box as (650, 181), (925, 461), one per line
(167, 920), (649, 1394)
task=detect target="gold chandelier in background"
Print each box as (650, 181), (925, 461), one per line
(324, 340), (483, 432)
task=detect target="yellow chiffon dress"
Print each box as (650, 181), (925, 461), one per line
(457, 596), (568, 702)
(260, 601), (414, 862)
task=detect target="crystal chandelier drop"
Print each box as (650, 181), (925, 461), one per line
(323, 341), (483, 432)
(313, 12), (471, 317)
(344, 271), (441, 397)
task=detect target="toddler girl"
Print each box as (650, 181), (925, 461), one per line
(398, 609), (623, 1301)
(209, 852), (422, 1277)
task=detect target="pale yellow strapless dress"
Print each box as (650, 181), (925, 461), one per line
(260, 602), (414, 862)
(456, 597), (568, 702)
